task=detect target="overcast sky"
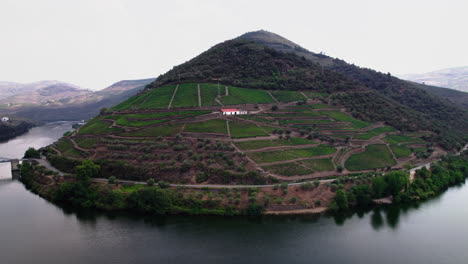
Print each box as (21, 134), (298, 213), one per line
(1, 0), (467, 90)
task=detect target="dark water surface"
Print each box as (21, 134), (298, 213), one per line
(0, 122), (467, 264)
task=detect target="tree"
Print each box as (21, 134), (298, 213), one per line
(334, 189), (348, 210)
(75, 160), (100, 185)
(384, 171), (409, 197)
(100, 108), (108, 115)
(24, 147), (40, 159)
(128, 188), (173, 214)
(372, 176), (387, 198)
(108, 176), (116, 184)
(147, 179), (155, 186)
(271, 105), (278, 111)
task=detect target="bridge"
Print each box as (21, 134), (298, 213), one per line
(0, 157), (22, 171)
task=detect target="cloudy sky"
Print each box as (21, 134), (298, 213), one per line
(1, 0), (467, 90)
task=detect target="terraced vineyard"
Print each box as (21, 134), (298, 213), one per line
(50, 82), (440, 185)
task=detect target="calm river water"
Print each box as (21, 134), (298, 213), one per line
(0, 122), (467, 264)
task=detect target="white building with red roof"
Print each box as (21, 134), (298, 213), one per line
(220, 108), (248, 115)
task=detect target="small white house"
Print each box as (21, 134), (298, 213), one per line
(1, 117), (9, 122)
(220, 109), (247, 115)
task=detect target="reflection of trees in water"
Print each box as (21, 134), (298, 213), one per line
(330, 190), (452, 230)
(371, 209), (383, 230)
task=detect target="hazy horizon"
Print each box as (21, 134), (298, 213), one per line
(1, 0), (467, 90)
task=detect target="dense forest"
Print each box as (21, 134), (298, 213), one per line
(149, 39), (363, 92)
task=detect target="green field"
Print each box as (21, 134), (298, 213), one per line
(302, 91), (329, 99)
(345, 144), (396, 171)
(320, 111), (370, 129)
(220, 86), (276, 105)
(300, 158), (335, 171)
(237, 115), (276, 124)
(114, 111), (209, 127)
(55, 139), (84, 158)
(113, 85), (176, 110)
(116, 118), (168, 127)
(247, 150), (297, 163)
(390, 144), (412, 158)
(78, 119), (123, 135)
(384, 134), (423, 144)
(262, 163), (312, 176)
(354, 126), (397, 140)
(118, 125), (182, 137)
(280, 119), (335, 125)
(184, 119), (227, 134)
(248, 144), (336, 163)
(269, 90), (306, 102)
(200, 83), (221, 106)
(288, 145), (336, 158)
(235, 138), (317, 150)
(74, 137), (98, 149)
(310, 104), (334, 109)
(229, 121), (269, 138)
(172, 83), (199, 108)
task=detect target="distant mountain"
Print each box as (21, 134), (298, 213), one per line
(0, 80), (81, 100)
(0, 78), (155, 121)
(0, 82), (91, 108)
(401, 66), (468, 92)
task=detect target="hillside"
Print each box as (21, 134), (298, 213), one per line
(401, 66), (468, 92)
(148, 31), (467, 149)
(0, 78), (155, 121)
(0, 80), (81, 100)
(0, 117), (37, 142)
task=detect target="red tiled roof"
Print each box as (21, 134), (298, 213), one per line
(220, 109), (239, 112)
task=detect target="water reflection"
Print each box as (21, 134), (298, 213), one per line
(0, 162), (12, 180)
(331, 181), (466, 230)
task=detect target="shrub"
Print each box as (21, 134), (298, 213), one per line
(108, 176), (116, 184)
(128, 188), (173, 214)
(147, 179), (155, 186)
(245, 204), (264, 216)
(158, 181), (170, 188)
(290, 197), (297, 203)
(24, 147), (41, 159)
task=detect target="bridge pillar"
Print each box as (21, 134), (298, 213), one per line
(10, 159), (19, 171)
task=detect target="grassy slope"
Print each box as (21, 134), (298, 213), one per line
(235, 138), (317, 150)
(200, 83), (221, 106)
(345, 144), (396, 171)
(270, 90), (306, 102)
(221, 86), (275, 105)
(172, 83), (199, 108)
(184, 119), (227, 134)
(229, 121), (269, 138)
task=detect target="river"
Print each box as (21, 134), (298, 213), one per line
(0, 122), (467, 264)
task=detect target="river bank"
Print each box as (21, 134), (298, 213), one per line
(0, 119), (37, 142)
(19, 151), (468, 216)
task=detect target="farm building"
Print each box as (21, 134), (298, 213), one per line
(220, 109), (247, 115)
(1, 117), (9, 122)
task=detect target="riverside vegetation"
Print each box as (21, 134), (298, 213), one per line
(19, 151), (468, 216)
